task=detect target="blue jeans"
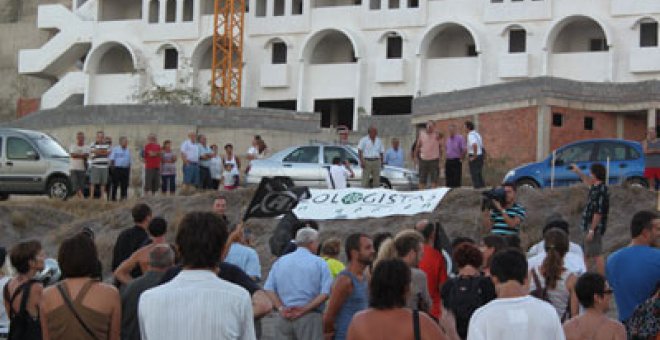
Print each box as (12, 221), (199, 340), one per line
(161, 174), (176, 193)
(183, 163), (200, 187)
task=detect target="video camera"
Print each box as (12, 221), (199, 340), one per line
(481, 187), (507, 211)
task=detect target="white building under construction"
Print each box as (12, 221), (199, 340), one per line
(18, 0), (660, 129)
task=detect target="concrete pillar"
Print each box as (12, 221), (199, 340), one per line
(536, 105), (551, 161)
(413, 54), (422, 97)
(176, 0), (183, 22)
(616, 114), (624, 139)
(648, 108), (657, 129)
(285, 0), (292, 14)
(159, 0), (166, 23)
(296, 60), (306, 112)
(267, 0), (274, 16)
(353, 58), (363, 130)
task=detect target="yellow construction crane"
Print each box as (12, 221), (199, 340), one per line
(211, 0), (245, 106)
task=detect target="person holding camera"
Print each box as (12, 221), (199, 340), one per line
(481, 183), (526, 239)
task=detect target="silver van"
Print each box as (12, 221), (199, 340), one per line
(0, 128), (71, 200)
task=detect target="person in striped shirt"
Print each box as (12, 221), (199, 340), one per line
(482, 183), (526, 238)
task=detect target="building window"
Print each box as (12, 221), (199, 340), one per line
(509, 29), (526, 53)
(166, 0), (176, 22)
(589, 38), (608, 52)
(256, 0), (267, 16)
(640, 22), (658, 47)
(552, 113), (563, 127)
(386, 36), (402, 59)
(467, 44), (477, 57)
(584, 117), (594, 131)
(164, 48), (178, 69)
(183, 0), (194, 21)
(407, 0), (418, 8)
(148, 0), (159, 23)
(292, 0), (303, 14)
(274, 0), (285, 16)
(388, 0), (399, 9)
(272, 42), (287, 64)
(369, 0), (380, 10)
(491, 0), (503, 3)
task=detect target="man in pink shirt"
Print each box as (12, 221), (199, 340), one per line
(414, 121), (442, 189)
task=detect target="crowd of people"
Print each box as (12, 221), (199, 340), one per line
(68, 131), (269, 200)
(0, 185), (658, 339)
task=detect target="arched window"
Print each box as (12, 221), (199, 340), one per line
(509, 28), (526, 53)
(148, 0), (159, 23)
(183, 0), (194, 21)
(552, 17), (608, 53)
(164, 48), (178, 69)
(272, 41), (287, 64)
(97, 45), (135, 74)
(310, 31), (356, 64)
(386, 34), (402, 59)
(166, 0), (176, 22)
(427, 24), (477, 58)
(640, 19), (658, 47)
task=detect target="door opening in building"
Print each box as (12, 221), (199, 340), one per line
(372, 96), (412, 115)
(315, 98), (354, 130)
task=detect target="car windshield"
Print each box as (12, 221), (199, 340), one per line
(31, 135), (69, 158)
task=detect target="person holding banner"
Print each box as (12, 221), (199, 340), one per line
(325, 157), (354, 189)
(358, 126), (384, 188)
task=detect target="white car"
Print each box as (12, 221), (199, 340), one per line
(246, 144), (418, 190)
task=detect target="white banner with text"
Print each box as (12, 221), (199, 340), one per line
(293, 188), (451, 220)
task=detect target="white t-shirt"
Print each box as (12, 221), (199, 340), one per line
(209, 156), (222, 180)
(467, 131), (483, 156)
(527, 241), (586, 275)
(68, 143), (90, 171)
(467, 296), (565, 340)
(180, 140), (200, 163)
(325, 165), (351, 189)
(358, 136), (384, 159)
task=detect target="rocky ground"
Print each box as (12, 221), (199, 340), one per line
(0, 186), (656, 280)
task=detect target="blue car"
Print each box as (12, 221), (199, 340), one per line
(503, 139), (647, 189)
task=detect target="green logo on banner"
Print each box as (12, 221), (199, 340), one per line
(341, 192), (363, 204)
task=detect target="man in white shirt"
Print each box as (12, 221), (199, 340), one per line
(468, 249), (565, 340)
(139, 212), (255, 340)
(325, 157), (354, 189)
(180, 131), (200, 191)
(357, 126), (384, 188)
(465, 121), (485, 188)
(527, 219), (586, 275)
(69, 131), (90, 199)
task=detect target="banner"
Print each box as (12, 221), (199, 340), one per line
(293, 187), (450, 220)
(243, 177), (310, 221)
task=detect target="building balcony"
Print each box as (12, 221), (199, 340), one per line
(376, 59), (405, 83)
(611, 0), (660, 16)
(550, 52), (609, 82)
(629, 47), (660, 74)
(424, 57), (478, 94)
(260, 64), (290, 87)
(484, 0), (551, 23)
(87, 73), (142, 105)
(498, 53), (529, 79)
(307, 63), (358, 98)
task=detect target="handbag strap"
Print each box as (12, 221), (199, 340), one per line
(413, 309), (421, 340)
(56, 283), (100, 340)
(531, 268), (548, 299)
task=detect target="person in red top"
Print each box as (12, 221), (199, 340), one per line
(143, 133), (162, 196)
(415, 219), (448, 320)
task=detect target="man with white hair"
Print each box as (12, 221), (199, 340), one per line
(264, 227), (333, 340)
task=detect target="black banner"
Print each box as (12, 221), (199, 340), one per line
(243, 177), (310, 221)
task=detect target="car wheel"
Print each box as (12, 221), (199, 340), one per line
(48, 177), (70, 200)
(516, 179), (539, 190)
(0, 193), (8, 201)
(625, 177), (649, 189)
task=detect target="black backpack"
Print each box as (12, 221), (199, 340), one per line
(3, 280), (42, 340)
(447, 276), (486, 339)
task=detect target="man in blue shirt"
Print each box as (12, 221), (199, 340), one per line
(109, 136), (131, 201)
(606, 210), (660, 330)
(265, 227), (333, 340)
(384, 138), (405, 168)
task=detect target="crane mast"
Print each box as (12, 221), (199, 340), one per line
(211, 0), (245, 106)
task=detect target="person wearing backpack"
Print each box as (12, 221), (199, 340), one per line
(2, 240), (45, 340)
(441, 243), (496, 339)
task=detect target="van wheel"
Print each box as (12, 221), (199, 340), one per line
(48, 177), (70, 200)
(516, 179), (539, 190)
(0, 193), (8, 201)
(625, 177), (649, 189)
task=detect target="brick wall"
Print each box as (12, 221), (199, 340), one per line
(549, 107), (618, 150)
(478, 107), (538, 166)
(624, 115), (648, 142)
